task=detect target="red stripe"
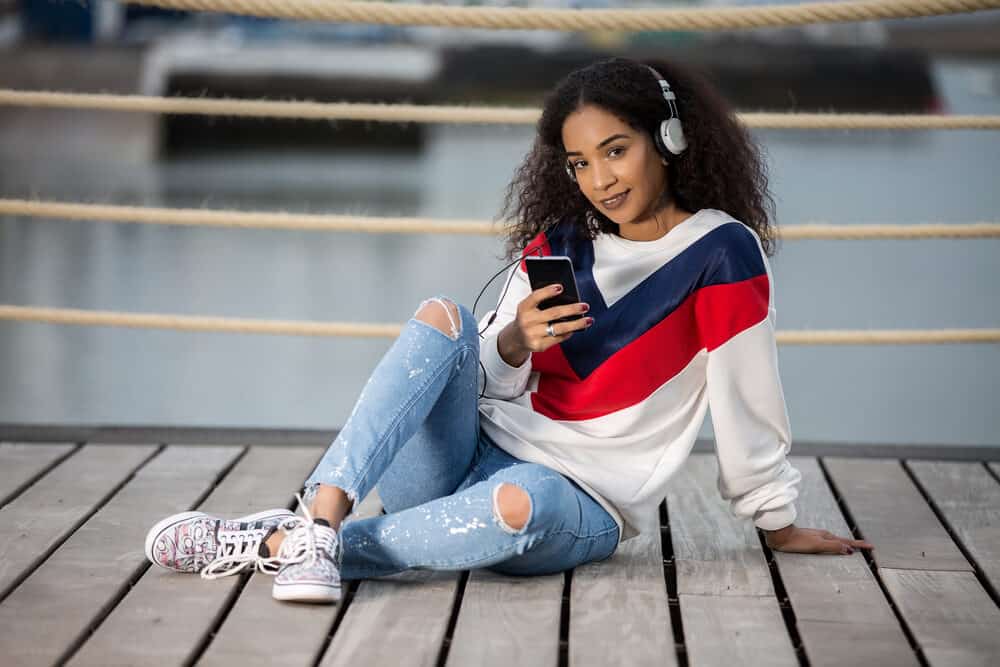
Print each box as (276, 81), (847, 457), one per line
(530, 274), (769, 421)
(519, 231), (552, 273)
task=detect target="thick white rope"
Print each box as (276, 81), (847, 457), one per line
(2, 90), (999, 131)
(0, 304), (996, 344)
(2, 199), (998, 240)
(121, 0), (1000, 32)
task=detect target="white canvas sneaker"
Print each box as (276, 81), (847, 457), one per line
(269, 501), (343, 603)
(144, 508), (295, 577)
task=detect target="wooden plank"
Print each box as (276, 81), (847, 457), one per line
(667, 454), (772, 596)
(204, 489), (386, 667)
(907, 461), (1000, 594)
(0, 443), (157, 600)
(774, 457), (916, 666)
(68, 446), (323, 667)
(824, 458), (971, 571)
(680, 595), (798, 667)
(569, 529), (677, 667)
(446, 569), (564, 667)
(325, 570), (460, 667)
(0, 442), (76, 507)
(0, 445), (242, 667)
(796, 621), (919, 667)
(882, 569), (1000, 666)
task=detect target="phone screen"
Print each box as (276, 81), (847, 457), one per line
(524, 256), (583, 323)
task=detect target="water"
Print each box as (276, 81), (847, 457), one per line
(0, 58), (998, 446)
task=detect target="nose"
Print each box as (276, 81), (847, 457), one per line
(590, 160), (617, 191)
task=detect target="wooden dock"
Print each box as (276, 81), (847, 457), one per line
(1, 434), (999, 666)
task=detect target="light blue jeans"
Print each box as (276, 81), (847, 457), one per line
(303, 296), (620, 580)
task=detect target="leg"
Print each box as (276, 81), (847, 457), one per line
(337, 457), (620, 580)
(302, 295), (483, 529)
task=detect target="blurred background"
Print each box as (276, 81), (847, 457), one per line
(0, 0), (997, 445)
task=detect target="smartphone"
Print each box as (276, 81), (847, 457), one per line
(524, 256), (584, 324)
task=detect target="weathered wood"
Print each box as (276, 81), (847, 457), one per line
(68, 446), (322, 667)
(569, 529), (677, 667)
(797, 621), (919, 667)
(881, 569), (1000, 666)
(0, 442), (75, 507)
(823, 458), (971, 571)
(203, 489), (386, 667)
(0, 445), (242, 667)
(774, 457), (916, 665)
(446, 568), (564, 667)
(667, 454), (772, 596)
(0, 443), (157, 600)
(325, 570), (460, 667)
(680, 595), (798, 667)
(907, 461), (1000, 594)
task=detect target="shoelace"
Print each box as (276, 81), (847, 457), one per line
(257, 495), (339, 575)
(200, 524), (274, 580)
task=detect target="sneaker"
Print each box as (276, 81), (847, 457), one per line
(270, 503), (342, 603)
(144, 508), (295, 577)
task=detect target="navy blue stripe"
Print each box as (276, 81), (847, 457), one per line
(548, 222), (766, 379)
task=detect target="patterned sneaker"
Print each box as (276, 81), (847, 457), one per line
(270, 502), (343, 603)
(144, 508), (295, 577)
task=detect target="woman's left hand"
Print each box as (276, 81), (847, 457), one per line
(764, 524), (873, 555)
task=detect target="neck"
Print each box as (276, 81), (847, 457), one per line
(618, 202), (692, 242)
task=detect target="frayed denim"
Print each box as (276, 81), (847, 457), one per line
(302, 296), (620, 580)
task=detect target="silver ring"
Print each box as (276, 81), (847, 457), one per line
(546, 323), (556, 337)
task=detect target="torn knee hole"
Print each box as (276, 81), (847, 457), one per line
(492, 483), (531, 534)
(415, 297), (462, 340)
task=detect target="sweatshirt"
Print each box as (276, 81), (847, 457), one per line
(476, 208), (802, 545)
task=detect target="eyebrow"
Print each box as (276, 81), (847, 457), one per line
(564, 133), (630, 156)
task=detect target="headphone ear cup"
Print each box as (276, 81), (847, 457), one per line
(661, 117), (688, 155)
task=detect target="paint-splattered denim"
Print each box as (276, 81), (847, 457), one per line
(303, 296), (620, 580)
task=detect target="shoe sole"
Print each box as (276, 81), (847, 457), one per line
(273, 581), (342, 603)
(144, 508), (295, 572)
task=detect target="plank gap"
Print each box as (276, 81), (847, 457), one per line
(0, 443), (164, 605)
(309, 579), (361, 667)
(817, 457), (930, 667)
(558, 569), (572, 667)
(660, 499), (688, 667)
(900, 459), (1000, 608)
(433, 569), (470, 667)
(54, 445), (249, 666)
(983, 461), (1000, 486)
(0, 442), (82, 510)
(756, 529), (808, 664)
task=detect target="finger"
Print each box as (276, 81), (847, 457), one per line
(524, 284), (565, 310)
(831, 534), (874, 549)
(538, 302), (589, 322)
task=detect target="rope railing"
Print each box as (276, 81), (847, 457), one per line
(2, 199), (999, 240)
(3, 90), (1000, 130)
(0, 304), (997, 344)
(123, 0), (1000, 32)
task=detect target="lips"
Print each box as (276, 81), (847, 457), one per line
(600, 190), (630, 209)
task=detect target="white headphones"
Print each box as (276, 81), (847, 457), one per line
(565, 64), (687, 183)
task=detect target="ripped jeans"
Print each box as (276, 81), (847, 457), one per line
(302, 296), (620, 580)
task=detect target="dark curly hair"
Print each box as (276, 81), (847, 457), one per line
(497, 57), (777, 259)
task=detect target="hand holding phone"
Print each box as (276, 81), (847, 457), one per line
(524, 256), (584, 324)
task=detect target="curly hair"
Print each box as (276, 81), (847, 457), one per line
(497, 57), (777, 260)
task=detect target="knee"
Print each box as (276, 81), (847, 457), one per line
(414, 296), (463, 341)
(493, 482), (532, 534)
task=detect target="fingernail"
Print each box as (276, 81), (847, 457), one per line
(586, 317), (594, 326)
(581, 303), (590, 312)
(554, 284), (563, 292)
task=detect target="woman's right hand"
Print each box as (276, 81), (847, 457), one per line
(497, 284), (593, 367)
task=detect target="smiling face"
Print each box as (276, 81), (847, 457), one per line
(562, 104), (673, 241)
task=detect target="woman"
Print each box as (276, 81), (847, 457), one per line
(145, 57), (872, 603)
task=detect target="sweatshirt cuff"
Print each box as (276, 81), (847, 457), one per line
(753, 502), (797, 532)
(480, 334), (531, 396)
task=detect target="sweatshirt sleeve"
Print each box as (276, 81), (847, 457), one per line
(477, 262), (533, 400)
(694, 224), (802, 531)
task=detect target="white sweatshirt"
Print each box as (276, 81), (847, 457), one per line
(476, 209), (802, 545)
